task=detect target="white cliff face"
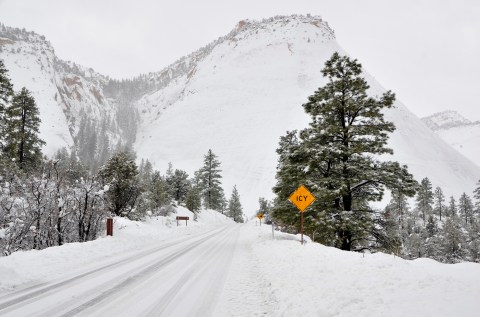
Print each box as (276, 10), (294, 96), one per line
(1, 31), (74, 156)
(0, 25), (130, 157)
(2, 16), (479, 213)
(422, 111), (480, 169)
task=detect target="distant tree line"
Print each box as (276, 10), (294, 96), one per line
(382, 177), (480, 263)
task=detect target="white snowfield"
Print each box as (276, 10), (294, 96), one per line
(1, 210), (479, 317)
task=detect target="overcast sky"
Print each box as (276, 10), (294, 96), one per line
(0, 0), (479, 119)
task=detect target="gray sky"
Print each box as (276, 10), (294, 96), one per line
(0, 0), (479, 119)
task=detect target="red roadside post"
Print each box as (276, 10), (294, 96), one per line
(106, 218), (113, 236)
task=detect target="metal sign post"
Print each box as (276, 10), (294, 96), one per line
(257, 213), (263, 226)
(288, 185), (316, 245)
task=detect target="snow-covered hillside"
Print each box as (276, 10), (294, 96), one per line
(1, 16), (479, 213)
(133, 16), (480, 212)
(422, 111), (480, 167)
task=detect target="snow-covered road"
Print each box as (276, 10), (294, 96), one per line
(2, 214), (480, 317)
(0, 225), (241, 316)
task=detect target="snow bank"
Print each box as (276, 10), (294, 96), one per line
(248, 223), (480, 317)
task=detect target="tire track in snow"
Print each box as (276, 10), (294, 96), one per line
(143, 226), (239, 317)
(0, 226), (230, 316)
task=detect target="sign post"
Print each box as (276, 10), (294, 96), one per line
(176, 216), (189, 226)
(288, 185), (316, 245)
(257, 213), (263, 226)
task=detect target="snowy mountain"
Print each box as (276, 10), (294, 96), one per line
(422, 111), (480, 167)
(0, 24), (142, 158)
(1, 16), (480, 213)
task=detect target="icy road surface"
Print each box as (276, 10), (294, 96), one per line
(0, 225), (264, 317)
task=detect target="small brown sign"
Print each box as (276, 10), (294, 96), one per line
(176, 216), (189, 226)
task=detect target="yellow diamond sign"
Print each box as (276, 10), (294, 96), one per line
(289, 185), (316, 212)
(257, 213), (263, 220)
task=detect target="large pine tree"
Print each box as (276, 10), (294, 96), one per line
(4, 87), (45, 170)
(198, 149), (225, 211)
(272, 52), (417, 251)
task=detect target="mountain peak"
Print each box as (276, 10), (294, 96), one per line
(234, 14), (334, 36)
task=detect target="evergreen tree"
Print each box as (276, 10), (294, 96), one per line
(466, 221), (480, 263)
(150, 171), (172, 209)
(167, 169), (190, 204)
(198, 149), (225, 211)
(185, 186), (201, 215)
(4, 87), (45, 170)
(448, 196), (457, 217)
(98, 152), (140, 218)
(441, 216), (466, 263)
(218, 191), (228, 215)
(0, 60), (14, 152)
(273, 53), (417, 251)
(227, 185), (243, 223)
(433, 186), (445, 221)
(424, 215), (441, 260)
(377, 206), (402, 255)
(387, 188), (410, 228)
(458, 192), (474, 225)
(415, 177), (434, 223)
(406, 226), (426, 259)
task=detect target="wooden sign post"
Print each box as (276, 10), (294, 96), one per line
(176, 216), (189, 226)
(288, 185), (316, 245)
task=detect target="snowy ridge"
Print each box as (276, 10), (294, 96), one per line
(422, 110), (478, 131)
(143, 15), (334, 92)
(422, 111), (480, 167)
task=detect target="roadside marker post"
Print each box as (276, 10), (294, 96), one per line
(106, 218), (113, 236)
(288, 184), (316, 245)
